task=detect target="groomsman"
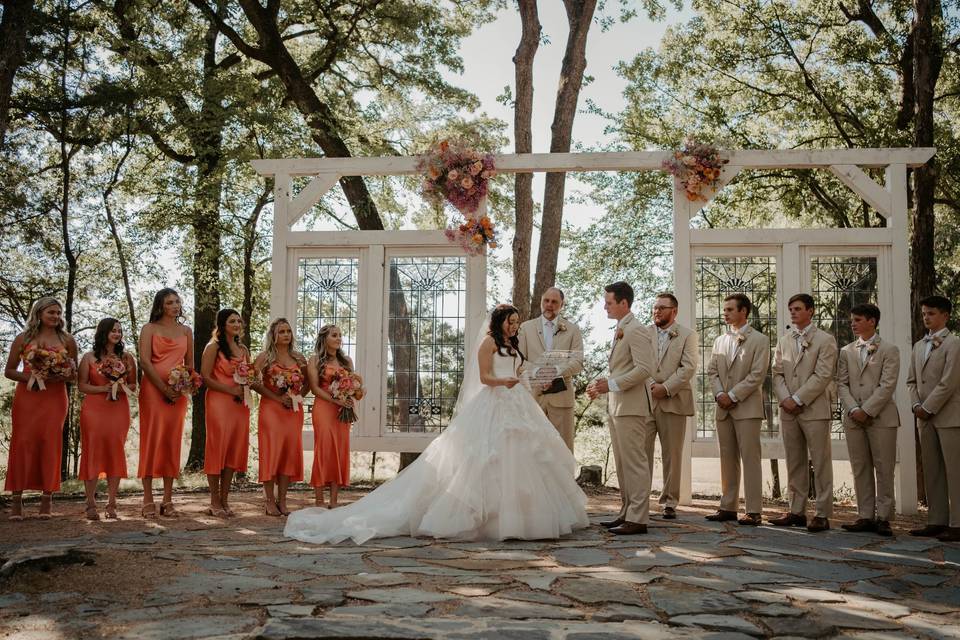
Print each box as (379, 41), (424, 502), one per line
(588, 281), (654, 535)
(517, 287), (585, 452)
(836, 303), (899, 537)
(769, 294), (838, 533)
(706, 293), (769, 526)
(645, 292), (698, 519)
(907, 296), (960, 542)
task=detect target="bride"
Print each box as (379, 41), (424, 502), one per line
(284, 304), (590, 544)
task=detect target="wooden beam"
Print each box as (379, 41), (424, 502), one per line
(251, 148), (936, 177)
(287, 173), (339, 226)
(829, 164), (891, 218)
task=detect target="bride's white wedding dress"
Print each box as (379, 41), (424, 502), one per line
(284, 351), (590, 544)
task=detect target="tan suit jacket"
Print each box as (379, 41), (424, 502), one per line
(907, 332), (960, 428)
(517, 315), (584, 409)
(708, 326), (770, 421)
(837, 337), (900, 428)
(649, 323), (698, 416)
(772, 326), (838, 421)
(608, 313), (654, 418)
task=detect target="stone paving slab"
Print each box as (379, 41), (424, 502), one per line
(2, 492), (959, 639)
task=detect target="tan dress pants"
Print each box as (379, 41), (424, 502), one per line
(716, 416), (762, 514)
(644, 407), (687, 508)
(609, 413), (652, 524)
(919, 422), (960, 527)
(781, 416), (833, 518)
(843, 423), (897, 521)
(538, 395), (575, 453)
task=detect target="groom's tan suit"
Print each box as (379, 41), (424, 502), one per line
(772, 325), (838, 518)
(607, 312), (655, 524)
(517, 315), (584, 452)
(707, 325), (769, 514)
(645, 323), (698, 509)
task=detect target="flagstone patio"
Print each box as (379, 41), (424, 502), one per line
(1, 488), (958, 639)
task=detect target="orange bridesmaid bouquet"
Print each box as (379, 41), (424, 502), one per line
(269, 364), (305, 411)
(22, 344), (76, 391)
(98, 357), (129, 401)
(329, 369), (365, 423)
(232, 360), (259, 407)
(166, 364), (202, 404)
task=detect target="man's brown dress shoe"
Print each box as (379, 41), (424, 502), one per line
(875, 520), (893, 537)
(609, 521), (648, 535)
(910, 524), (948, 537)
(738, 513), (762, 526)
(807, 516), (830, 532)
(841, 518), (877, 533)
(769, 512), (807, 527)
(936, 527), (960, 542)
(600, 517), (625, 529)
(662, 507), (677, 520)
(705, 510), (738, 522)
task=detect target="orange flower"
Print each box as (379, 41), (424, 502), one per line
(428, 166), (441, 180)
(489, 241), (497, 249)
(472, 234), (483, 243)
(439, 140), (449, 152)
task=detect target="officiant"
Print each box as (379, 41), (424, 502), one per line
(518, 287), (584, 453)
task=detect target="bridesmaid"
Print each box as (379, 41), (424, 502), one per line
(253, 318), (306, 517)
(4, 297), (78, 520)
(138, 288), (193, 517)
(200, 308), (251, 517)
(306, 324), (355, 508)
(78, 318), (137, 520)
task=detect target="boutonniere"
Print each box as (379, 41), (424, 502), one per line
(668, 328), (679, 339)
(735, 333), (746, 345)
(800, 339), (811, 352)
(932, 336), (944, 350)
(866, 343), (878, 355)
(555, 322), (566, 335)
(615, 328), (624, 341)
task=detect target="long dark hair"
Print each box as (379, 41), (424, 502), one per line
(212, 308), (242, 359)
(149, 288), (185, 323)
(489, 304), (525, 363)
(93, 317), (124, 360)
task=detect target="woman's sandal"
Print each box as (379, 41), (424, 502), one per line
(8, 498), (24, 521)
(105, 505), (119, 520)
(38, 496), (53, 519)
(204, 507), (228, 518)
(85, 505), (100, 521)
(141, 502), (157, 518)
(222, 506), (236, 518)
(159, 502), (179, 517)
(276, 501), (290, 516)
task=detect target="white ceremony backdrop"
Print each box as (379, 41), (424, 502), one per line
(253, 147), (934, 514)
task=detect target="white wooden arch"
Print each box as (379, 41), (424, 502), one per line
(253, 146), (935, 514)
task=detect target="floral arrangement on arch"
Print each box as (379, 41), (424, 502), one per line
(418, 140), (499, 254)
(662, 139), (728, 202)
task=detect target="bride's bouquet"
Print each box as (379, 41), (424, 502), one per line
(519, 350), (583, 395)
(22, 344), (76, 391)
(329, 369), (365, 423)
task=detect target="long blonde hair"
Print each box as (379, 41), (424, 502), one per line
(314, 324), (351, 370)
(24, 297), (68, 345)
(260, 318), (305, 370)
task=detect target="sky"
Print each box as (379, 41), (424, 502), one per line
(441, 2), (691, 330)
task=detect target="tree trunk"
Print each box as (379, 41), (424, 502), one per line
(908, 0), (943, 504)
(57, 4), (78, 479)
(531, 0), (597, 313)
(0, 0), (34, 149)
(240, 185), (271, 349)
(102, 133), (139, 356)
(511, 0), (540, 321)
(770, 458), (781, 500)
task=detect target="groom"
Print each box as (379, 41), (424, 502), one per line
(588, 281), (654, 535)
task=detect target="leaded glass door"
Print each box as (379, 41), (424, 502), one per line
(288, 235), (485, 453)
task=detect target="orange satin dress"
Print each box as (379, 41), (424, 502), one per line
(310, 364), (351, 487)
(78, 360), (130, 480)
(204, 353), (250, 475)
(4, 346), (69, 493)
(137, 334), (189, 478)
(257, 363), (304, 483)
